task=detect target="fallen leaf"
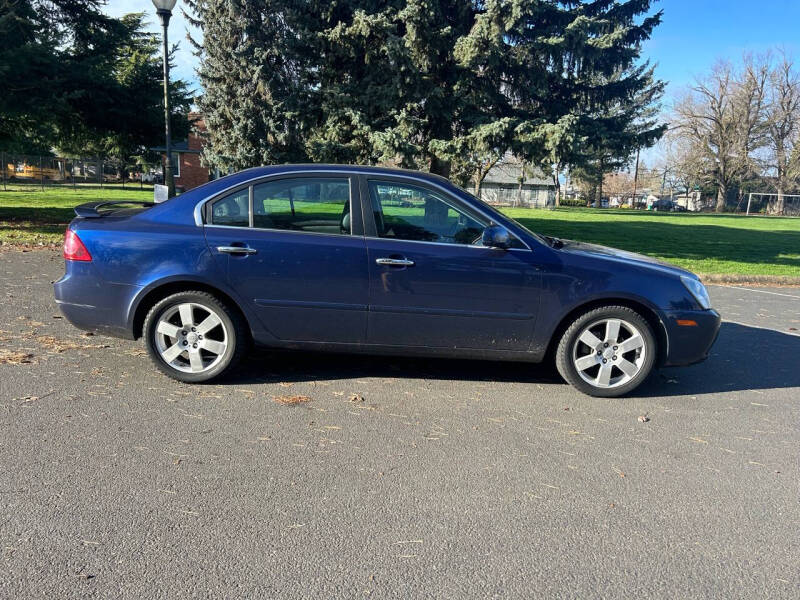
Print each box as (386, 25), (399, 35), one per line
(348, 393), (365, 403)
(273, 395), (311, 405)
(0, 349), (35, 364)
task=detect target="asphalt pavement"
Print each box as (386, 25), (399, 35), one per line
(1, 249), (798, 599)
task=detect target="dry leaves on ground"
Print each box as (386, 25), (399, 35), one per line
(36, 335), (109, 353)
(0, 349), (35, 364)
(273, 395), (311, 405)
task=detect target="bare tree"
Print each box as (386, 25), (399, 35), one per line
(765, 51), (800, 214)
(674, 58), (769, 212)
(662, 132), (701, 194)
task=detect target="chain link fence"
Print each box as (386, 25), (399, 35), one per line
(1, 152), (160, 191)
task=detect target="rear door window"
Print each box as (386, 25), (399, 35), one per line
(210, 188), (249, 227)
(253, 178), (351, 235)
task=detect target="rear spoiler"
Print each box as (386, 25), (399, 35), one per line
(74, 201), (155, 218)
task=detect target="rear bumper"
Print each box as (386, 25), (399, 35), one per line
(53, 265), (139, 340)
(662, 309), (721, 366)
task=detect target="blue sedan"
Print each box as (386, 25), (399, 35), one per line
(54, 165), (720, 397)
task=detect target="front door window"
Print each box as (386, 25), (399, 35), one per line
(369, 181), (486, 245)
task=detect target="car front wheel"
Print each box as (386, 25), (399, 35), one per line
(556, 306), (656, 397)
(143, 291), (246, 383)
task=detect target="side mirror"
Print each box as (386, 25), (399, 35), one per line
(482, 224), (511, 249)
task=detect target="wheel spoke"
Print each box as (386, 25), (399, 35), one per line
(578, 330), (603, 348)
(156, 321), (181, 338)
(574, 354), (599, 371)
(200, 339), (226, 355)
(162, 342), (185, 363)
(596, 363), (613, 387)
(196, 313), (221, 335)
(617, 358), (639, 378)
(188, 350), (204, 372)
(178, 304), (194, 327)
(605, 319), (621, 344)
(618, 335), (644, 353)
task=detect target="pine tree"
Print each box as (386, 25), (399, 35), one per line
(0, 2), (191, 157)
(187, 1), (665, 182)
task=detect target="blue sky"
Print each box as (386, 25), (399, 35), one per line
(643, 0), (800, 95)
(105, 1), (800, 106)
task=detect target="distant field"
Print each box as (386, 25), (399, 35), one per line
(0, 186), (153, 245)
(500, 207), (800, 278)
(1, 187), (798, 279)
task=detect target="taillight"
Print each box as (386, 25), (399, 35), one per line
(63, 229), (92, 261)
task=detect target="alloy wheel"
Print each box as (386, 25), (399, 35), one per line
(571, 318), (646, 389)
(154, 302), (229, 373)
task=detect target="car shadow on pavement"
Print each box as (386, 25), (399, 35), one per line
(639, 321), (800, 397)
(229, 322), (800, 397)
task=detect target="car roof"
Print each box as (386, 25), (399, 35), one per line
(208, 164), (454, 189)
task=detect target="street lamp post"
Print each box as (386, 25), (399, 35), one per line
(152, 0), (178, 198)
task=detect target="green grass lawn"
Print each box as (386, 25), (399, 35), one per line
(0, 186), (153, 245)
(1, 186), (798, 279)
(500, 207), (800, 278)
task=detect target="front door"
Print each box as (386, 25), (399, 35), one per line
(363, 178), (539, 350)
(203, 175), (369, 343)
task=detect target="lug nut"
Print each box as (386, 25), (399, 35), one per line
(181, 331), (187, 336)
(597, 350), (602, 355)
(191, 327), (196, 332)
(602, 358), (607, 364)
(613, 345), (618, 350)
(612, 355), (617, 360)
(183, 341), (188, 346)
(192, 343), (198, 348)
(604, 342), (609, 347)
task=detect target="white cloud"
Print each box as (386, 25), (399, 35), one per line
(102, 0), (202, 91)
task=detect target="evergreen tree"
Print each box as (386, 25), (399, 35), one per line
(56, 13), (193, 161)
(0, 2), (191, 157)
(188, 1), (665, 181)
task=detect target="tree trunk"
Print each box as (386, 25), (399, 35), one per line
(774, 188), (785, 215)
(595, 178), (603, 206)
(430, 156), (451, 178)
(770, 162), (786, 215)
(715, 182), (727, 213)
(552, 165), (560, 208)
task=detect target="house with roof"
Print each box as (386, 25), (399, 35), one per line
(478, 157), (557, 207)
(152, 113), (211, 192)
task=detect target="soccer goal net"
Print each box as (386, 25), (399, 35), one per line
(742, 193), (800, 216)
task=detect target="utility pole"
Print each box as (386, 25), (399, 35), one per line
(152, 0), (178, 198)
(631, 147), (640, 208)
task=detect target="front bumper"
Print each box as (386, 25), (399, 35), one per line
(662, 309), (721, 366)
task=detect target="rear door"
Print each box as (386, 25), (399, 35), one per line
(362, 177), (540, 350)
(203, 174), (369, 343)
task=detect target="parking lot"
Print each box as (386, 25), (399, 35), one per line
(1, 249), (798, 598)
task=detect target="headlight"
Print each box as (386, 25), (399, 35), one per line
(681, 276), (711, 309)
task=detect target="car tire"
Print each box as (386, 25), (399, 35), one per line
(555, 305), (656, 398)
(143, 291), (247, 383)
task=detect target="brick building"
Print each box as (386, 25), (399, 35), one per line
(153, 113), (210, 192)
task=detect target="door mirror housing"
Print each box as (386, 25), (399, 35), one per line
(482, 224), (511, 249)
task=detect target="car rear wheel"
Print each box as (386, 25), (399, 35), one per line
(143, 291), (246, 383)
(555, 306), (656, 397)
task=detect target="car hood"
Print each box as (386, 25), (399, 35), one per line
(556, 239), (696, 279)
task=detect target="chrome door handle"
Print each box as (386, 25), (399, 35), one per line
(217, 246), (257, 255)
(375, 257), (414, 267)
